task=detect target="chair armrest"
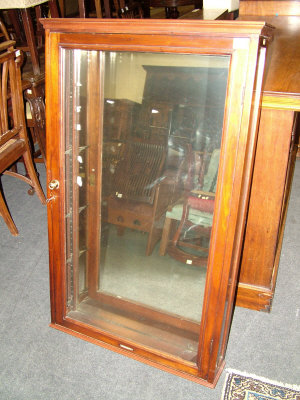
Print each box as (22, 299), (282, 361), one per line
(0, 40), (16, 52)
(190, 189), (215, 198)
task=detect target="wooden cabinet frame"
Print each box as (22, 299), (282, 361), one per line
(42, 19), (273, 387)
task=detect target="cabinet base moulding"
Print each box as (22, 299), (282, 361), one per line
(49, 322), (224, 388)
(236, 284), (273, 311)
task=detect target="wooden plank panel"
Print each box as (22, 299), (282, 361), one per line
(239, 0), (300, 16)
(239, 15), (300, 102)
(238, 109), (294, 288)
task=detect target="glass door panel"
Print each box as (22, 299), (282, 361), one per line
(62, 48), (229, 363)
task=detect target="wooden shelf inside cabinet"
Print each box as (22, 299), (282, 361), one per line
(41, 18), (273, 387)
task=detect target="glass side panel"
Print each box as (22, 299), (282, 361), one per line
(62, 49), (229, 363)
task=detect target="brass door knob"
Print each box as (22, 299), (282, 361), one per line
(48, 179), (60, 190)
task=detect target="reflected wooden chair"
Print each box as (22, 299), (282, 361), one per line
(105, 138), (172, 255)
(159, 148), (220, 266)
(0, 45), (46, 235)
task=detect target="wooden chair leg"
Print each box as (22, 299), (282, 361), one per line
(22, 150), (46, 205)
(48, 0), (61, 17)
(7, 10), (26, 44)
(94, 0), (102, 17)
(20, 8), (41, 76)
(159, 217), (172, 256)
(146, 223), (162, 256)
(0, 188), (18, 236)
(78, 0), (86, 17)
(172, 203), (189, 246)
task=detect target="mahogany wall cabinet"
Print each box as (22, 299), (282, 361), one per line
(42, 19), (272, 387)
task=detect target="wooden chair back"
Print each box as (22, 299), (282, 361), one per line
(0, 47), (24, 149)
(109, 139), (166, 204)
(0, 44), (45, 235)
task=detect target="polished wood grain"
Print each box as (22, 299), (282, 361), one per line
(239, 15), (300, 108)
(42, 19), (272, 386)
(239, 0), (300, 16)
(238, 109), (295, 309)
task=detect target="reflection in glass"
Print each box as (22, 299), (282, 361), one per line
(62, 49), (229, 363)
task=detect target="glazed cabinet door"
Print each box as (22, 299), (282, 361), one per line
(43, 19), (273, 387)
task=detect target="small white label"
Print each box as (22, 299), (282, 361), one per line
(120, 344), (133, 351)
(117, 193), (123, 198)
(77, 176), (83, 187)
(76, 124), (81, 131)
(77, 155), (83, 163)
(186, 260), (193, 265)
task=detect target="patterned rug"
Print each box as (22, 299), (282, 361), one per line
(222, 370), (300, 400)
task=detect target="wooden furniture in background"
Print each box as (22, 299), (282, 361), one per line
(78, 0), (103, 17)
(134, 65), (226, 147)
(161, 148), (219, 266)
(235, 8), (300, 310)
(24, 73), (46, 163)
(0, 15), (46, 167)
(0, 44), (45, 235)
(103, 98), (138, 140)
(42, 18), (273, 387)
(0, 0), (59, 167)
(112, 0), (144, 18)
(105, 139), (173, 255)
(144, 0), (203, 18)
(0, 0), (60, 76)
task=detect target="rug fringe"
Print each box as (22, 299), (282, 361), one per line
(225, 368), (300, 392)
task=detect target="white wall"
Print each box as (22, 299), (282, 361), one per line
(203, 0), (239, 12)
